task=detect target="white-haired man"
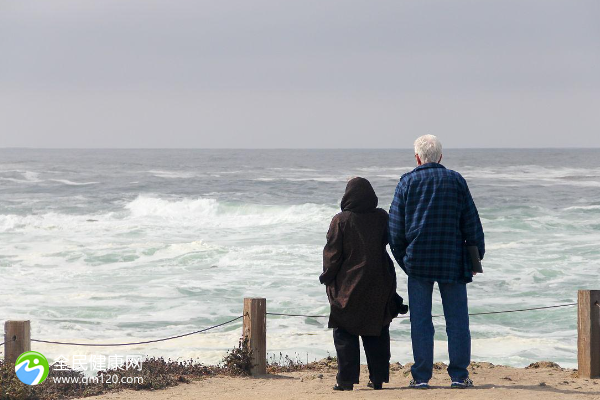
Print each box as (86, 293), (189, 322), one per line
(389, 135), (485, 389)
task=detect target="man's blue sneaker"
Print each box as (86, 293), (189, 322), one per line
(409, 380), (430, 389)
(451, 378), (474, 389)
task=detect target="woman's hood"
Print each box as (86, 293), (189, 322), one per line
(340, 177), (378, 213)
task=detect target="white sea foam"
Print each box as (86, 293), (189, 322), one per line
(22, 171), (42, 181)
(0, 177), (29, 183)
(563, 205), (600, 211)
(147, 170), (197, 179)
(461, 165), (600, 187)
(49, 179), (99, 186)
(358, 166), (413, 172)
(376, 174), (403, 179)
(0, 213), (99, 232)
(0, 196), (336, 234)
(126, 196), (220, 218)
(124, 195), (335, 227)
(268, 168), (318, 172)
(254, 177), (343, 182)
(0, 170), (43, 184)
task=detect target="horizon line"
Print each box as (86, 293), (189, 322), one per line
(1, 146), (599, 150)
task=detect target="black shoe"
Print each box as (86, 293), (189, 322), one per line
(367, 380), (383, 390)
(333, 383), (353, 391)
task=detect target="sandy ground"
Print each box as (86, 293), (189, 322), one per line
(79, 362), (600, 400)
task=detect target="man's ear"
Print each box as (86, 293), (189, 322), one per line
(438, 154), (443, 163)
(415, 154), (422, 166)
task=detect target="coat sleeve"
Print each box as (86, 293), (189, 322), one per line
(319, 215), (344, 285)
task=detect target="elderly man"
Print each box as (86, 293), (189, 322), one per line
(389, 135), (485, 389)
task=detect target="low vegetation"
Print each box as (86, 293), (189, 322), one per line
(1, 337), (257, 400)
(2, 342), (346, 400)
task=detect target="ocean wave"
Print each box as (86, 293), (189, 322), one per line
(461, 165), (600, 187)
(147, 170), (197, 179)
(268, 168), (318, 172)
(357, 166), (413, 172)
(376, 174), (403, 179)
(563, 205), (600, 211)
(0, 170), (42, 184)
(49, 179), (99, 186)
(125, 196), (220, 218)
(124, 195), (336, 227)
(0, 177), (32, 184)
(253, 177), (343, 182)
(0, 196), (336, 233)
(0, 171), (101, 186)
(0, 213), (103, 233)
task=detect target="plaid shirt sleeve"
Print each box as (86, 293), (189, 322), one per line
(459, 177), (486, 260)
(388, 178), (408, 270)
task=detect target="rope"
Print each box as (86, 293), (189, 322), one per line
(2, 303), (579, 348)
(267, 312), (329, 318)
(266, 302), (578, 319)
(30, 316), (243, 347)
(456, 302), (577, 317)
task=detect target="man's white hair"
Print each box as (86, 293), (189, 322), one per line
(414, 135), (442, 164)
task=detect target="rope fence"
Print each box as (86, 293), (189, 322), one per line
(266, 302), (578, 319)
(1, 302), (577, 349)
(30, 315), (244, 347)
(3, 294), (599, 378)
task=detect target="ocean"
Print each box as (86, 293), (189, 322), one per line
(1, 148), (599, 369)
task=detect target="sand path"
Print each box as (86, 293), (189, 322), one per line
(78, 363), (600, 400)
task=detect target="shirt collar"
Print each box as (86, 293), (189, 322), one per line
(414, 162), (446, 172)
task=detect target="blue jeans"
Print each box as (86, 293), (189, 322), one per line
(408, 277), (471, 383)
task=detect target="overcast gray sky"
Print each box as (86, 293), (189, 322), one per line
(1, 0), (598, 148)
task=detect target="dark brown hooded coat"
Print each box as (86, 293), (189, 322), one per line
(319, 177), (398, 336)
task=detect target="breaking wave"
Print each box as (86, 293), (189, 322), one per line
(0, 196), (337, 232)
(124, 195), (336, 226)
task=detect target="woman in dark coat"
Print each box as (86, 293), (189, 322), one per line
(320, 177), (406, 391)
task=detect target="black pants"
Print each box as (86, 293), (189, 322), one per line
(333, 325), (390, 385)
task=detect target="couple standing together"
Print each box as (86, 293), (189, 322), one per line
(319, 135), (485, 390)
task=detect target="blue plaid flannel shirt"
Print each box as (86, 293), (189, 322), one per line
(389, 163), (485, 283)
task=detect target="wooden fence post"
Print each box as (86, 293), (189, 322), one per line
(4, 320), (31, 364)
(578, 290), (600, 378)
(243, 298), (266, 376)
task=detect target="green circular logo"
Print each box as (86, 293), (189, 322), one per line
(14, 351), (50, 385)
